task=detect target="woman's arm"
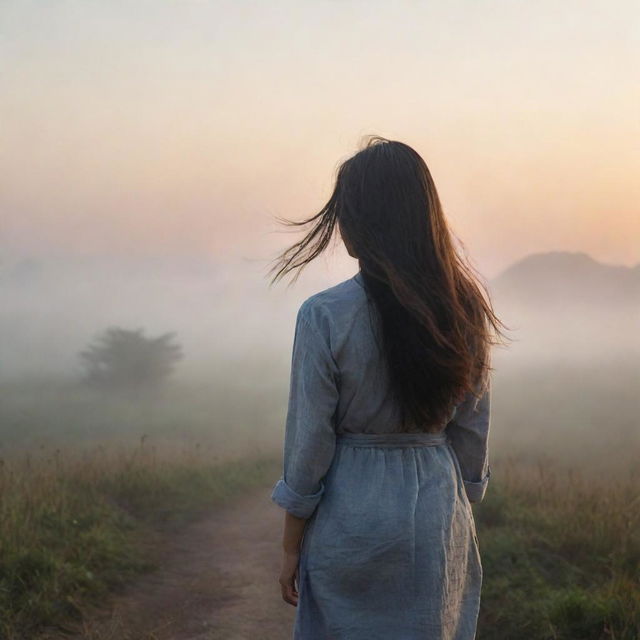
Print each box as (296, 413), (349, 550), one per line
(278, 511), (308, 606)
(271, 301), (340, 606)
(445, 376), (492, 503)
(271, 306), (339, 518)
(282, 511), (307, 554)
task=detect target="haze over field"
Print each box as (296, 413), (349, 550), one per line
(1, 249), (639, 380)
(1, 250), (638, 472)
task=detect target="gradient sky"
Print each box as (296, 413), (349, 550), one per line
(2, 0), (638, 278)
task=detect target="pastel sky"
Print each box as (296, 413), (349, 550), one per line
(1, 0), (638, 278)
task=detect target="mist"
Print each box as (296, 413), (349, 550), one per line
(1, 247), (637, 476)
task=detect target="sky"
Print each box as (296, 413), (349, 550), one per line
(1, 0), (638, 279)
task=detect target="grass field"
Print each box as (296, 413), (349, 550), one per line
(2, 445), (637, 640)
(477, 457), (640, 640)
(1, 362), (638, 639)
(0, 439), (280, 640)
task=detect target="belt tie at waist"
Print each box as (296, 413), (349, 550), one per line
(336, 431), (448, 448)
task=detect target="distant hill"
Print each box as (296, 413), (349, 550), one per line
(487, 251), (639, 364)
(489, 251), (640, 309)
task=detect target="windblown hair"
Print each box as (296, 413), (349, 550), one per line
(268, 136), (511, 433)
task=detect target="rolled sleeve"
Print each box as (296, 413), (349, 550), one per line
(463, 466), (492, 503)
(446, 375), (492, 504)
(271, 301), (339, 519)
(271, 476), (325, 519)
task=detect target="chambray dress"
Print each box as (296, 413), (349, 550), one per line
(271, 271), (492, 640)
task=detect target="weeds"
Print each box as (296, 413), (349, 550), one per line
(0, 439), (279, 639)
(477, 457), (640, 640)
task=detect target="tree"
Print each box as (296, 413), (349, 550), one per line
(79, 326), (183, 389)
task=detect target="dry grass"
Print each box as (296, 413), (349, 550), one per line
(0, 438), (279, 640)
(476, 455), (640, 640)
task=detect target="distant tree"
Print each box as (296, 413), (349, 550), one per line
(79, 326), (183, 389)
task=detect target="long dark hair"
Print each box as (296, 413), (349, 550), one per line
(268, 135), (511, 432)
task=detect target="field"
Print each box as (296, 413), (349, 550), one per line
(0, 438), (279, 639)
(0, 359), (638, 639)
(477, 458), (639, 639)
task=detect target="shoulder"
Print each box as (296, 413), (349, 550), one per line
(297, 274), (368, 337)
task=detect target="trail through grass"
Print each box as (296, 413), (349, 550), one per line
(0, 439), (279, 640)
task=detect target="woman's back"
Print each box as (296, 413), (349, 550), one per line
(298, 270), (469, 435)
(299, 270), (405, 435)
(272, 270), (492, 639)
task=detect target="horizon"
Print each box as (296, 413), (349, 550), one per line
(3, 247), (638, 284)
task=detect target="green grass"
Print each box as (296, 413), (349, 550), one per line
(476, 458), (640, 640)
(1, 367), (638, 639)
(1, 446), (638, 639)
(0, 440), (280, 640)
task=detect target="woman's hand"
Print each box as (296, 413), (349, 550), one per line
(279, 550), (300, 606)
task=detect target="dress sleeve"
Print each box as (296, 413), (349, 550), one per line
(270, 302), (340, 519)
(445, 376), (492, 504)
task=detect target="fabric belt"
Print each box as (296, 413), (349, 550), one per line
(336, 431), (448, 448)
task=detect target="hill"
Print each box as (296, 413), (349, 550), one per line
(488, 250), (639, 365)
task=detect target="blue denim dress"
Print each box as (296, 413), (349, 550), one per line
(271, 271), (492, 640)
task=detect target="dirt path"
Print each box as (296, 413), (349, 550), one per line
(72, 482), (295, 640)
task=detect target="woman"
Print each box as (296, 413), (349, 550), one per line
(268, 136), (509, 639)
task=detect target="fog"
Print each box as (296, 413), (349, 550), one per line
(1, 247), (638, 474)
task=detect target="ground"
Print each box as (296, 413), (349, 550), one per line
(68, 483), (295, 640)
